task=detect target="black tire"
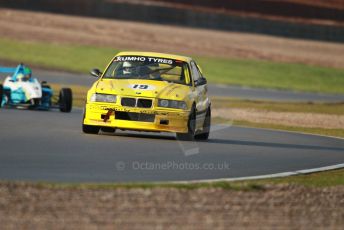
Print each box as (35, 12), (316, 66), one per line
(100, 127), (116, 133)
(0, 84), (3, 108)
(82, 124), (100, 134)
(82, 107), (100, 134)
(2, 87), (12, 106)
(33, 98), (41, 106)
(195, 107), (211, 141)
(59, 88), (72, 112)
(176, 106), (196, 141)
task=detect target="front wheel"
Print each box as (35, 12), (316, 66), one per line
(195, 107), (211, 141)
(59, 88), (72, 112)
(82, 124), (100, 134)
(176, 106), (196, 141)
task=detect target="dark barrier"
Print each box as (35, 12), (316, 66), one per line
(151, 0), (344, 22)
(0, 0), (343, 43)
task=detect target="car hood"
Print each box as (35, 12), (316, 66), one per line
(95, 79), (190, 100)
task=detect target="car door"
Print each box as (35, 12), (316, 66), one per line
(190, 61), (208, 129)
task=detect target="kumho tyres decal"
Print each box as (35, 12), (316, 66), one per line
(114, 56), (175, 65)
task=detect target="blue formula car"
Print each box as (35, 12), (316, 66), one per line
(0, 64), (72, 112)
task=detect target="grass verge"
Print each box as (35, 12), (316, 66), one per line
(254, 168), (344, 187)
(1, 38), (344, 94)
(29, 181), (264, 191)
(4, 168), (344, 190)
(211, 96), (344, 138)
(212, 97), (344, 115)
(233, 120), (344, 138)
(212, 117), (344, 138)
(0, 38), (117, 73)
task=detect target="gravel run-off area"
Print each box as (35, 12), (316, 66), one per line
(0, 183), (344, 229)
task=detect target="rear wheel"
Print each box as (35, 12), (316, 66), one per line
(59, 88), (72, 112)
(3, 87), (11, 105)
(195, 107), (211, 141)
(176, 106), (196, 141)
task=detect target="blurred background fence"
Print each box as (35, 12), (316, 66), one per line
(0, 0), (343, 42)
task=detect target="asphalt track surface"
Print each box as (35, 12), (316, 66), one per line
(31, 69), (344, 102)
(1, 69), (344, 183)
(0, 108), (343, 183)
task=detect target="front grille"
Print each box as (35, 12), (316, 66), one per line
(115, 111), (155, 122)
(121, 97), (136, 107)
(121, 97), (153, 108)
(137, 99), (152, 108)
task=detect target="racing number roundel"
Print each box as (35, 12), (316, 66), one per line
(130, 84), (155, 90)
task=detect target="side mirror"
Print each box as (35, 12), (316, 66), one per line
(90, 68), (102, 78)
(195, 78), (207, 86)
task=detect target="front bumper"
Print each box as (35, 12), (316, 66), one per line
(83, 103), (190, 133)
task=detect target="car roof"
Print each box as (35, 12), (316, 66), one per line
(115, 51), (193, 62)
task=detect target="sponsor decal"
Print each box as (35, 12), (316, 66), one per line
(114, 56), (175, 65)
(104, 107), (156, 115)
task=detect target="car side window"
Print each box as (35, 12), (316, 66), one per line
(190, 61), (200, 83)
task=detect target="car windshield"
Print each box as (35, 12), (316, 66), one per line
(103, 56), (189, 85)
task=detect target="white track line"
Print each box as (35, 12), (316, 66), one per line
(169, 163), (344, 184)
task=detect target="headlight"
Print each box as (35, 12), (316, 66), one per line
(90, 94), (117, 103)
(158, 99), (187, 109)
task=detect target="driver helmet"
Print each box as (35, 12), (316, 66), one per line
(23, 67), (32, 81)
(123, 61), (134, 75)
(16, 73), (25, 81)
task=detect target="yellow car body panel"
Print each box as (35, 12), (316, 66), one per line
(83, 52), (210, 134)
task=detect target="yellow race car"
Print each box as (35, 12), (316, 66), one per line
(82, 52), (211, 140)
